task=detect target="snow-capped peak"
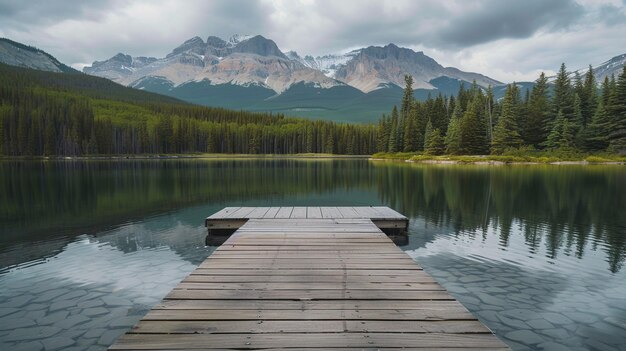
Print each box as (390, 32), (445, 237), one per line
(285, 50), (360, 78)
(228, 34), (253, 46)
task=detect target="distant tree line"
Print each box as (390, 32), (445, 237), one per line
(378, 64), (626, 155)
(0, 64), (377, 156)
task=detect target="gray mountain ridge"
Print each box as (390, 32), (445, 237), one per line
(0, 38), (77, 73)
(82, 34), (502, 94)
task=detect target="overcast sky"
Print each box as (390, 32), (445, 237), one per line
(1, 0), (625, 82)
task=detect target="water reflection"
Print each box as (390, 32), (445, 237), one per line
(0, 159), (378, 267)
(0, 215), (212, 351)
(0, 159), (625, 351)
(2, 160), (623, 272)
(375, 163), (626, 273)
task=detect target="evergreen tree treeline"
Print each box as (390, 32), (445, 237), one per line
(0, 64), (377, 156)
(378, 64), (626, 155)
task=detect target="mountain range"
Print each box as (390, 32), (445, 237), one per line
(81, 34), (503, 122)
(1, 36), (625, 123)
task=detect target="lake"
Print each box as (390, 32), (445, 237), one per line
(0, 159), (625, 351)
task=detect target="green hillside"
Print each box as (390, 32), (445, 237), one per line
(133, 76), (510, 123)
(0, 63), (378, 156)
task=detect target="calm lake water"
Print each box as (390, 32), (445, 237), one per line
(0, 159), (625, 351)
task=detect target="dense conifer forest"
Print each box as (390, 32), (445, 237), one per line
(377, 64), (626, 156)
(0, 64), (377, 156)
(2, 62), (625, 157)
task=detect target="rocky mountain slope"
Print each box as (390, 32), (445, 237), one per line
(586, 53), (626, 82)
(85, 35), (342, 94)
(334, 44), (500, 92)
(0, 38), (77, 73)
(84, 34), (502, 95)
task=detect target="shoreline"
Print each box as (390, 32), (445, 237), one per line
(0, 154), (372, 161)
(2, 154), (624, 165)
(369, 156), (626, 166)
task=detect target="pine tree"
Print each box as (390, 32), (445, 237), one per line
(445, 103), (462, 154)
(607, 66), (626, 154)
(525, 73), (550, 148)
(491, 84), (523, 154)
(485, 86), (495, 142)
(460, 93), (489, 155)
(545, 110), (575, 150)
(552, 63), (573, 122)
(431, 94), (448, 134)
(602, 76), (611, 107)
(413, 101), (428, 151)
(425, 128), (445, 155)
(423, 120), (433, 151)
(388, 109), (398, 153)
(377, 115), (389, 152)
(560, 118), (576, 151)
(0, 108), (4, 155)
(401, 75), (413, 121)
(572, 93), (584, 147)
(305, 126), (314, 153)
(583, 99), (610, 151)
(457, 82), (469, 111)
(582, 65), (597, 127)
(403, 107), (418, 152)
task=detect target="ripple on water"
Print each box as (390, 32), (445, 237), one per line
(0, 223), (213, 351)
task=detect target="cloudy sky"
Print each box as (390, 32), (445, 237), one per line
(1, 0), (625, 82)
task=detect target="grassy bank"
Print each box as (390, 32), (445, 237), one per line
(371, 151), (626, 164)
(0, 153), (372, 160)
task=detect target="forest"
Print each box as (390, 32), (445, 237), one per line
(377, 64), (626, 156)
(1, 62), (625, 157)
(0, 64), (377, 156)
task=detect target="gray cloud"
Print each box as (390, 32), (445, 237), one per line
(0, 0), (120, 28)
(188, 0), (271, 41)
(436, 0), (584, 47)
(0, 0), (624, 82)
(597, 4), (626, 26)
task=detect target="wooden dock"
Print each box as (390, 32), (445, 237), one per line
(109, 207), (509, 350)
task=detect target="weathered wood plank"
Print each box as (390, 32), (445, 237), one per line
(306, 206), (322, 218)
(110, 333), (509, 349)
(320, 206), (342, 218)
(197, 263), (421, 270)
(247, 207), (270, 218)
(189, 268), (423, 276)
(352, 206), (381, 218)
(290, 207), (307, 219)
(131, 320), (491, 334)
(274, 207), (293, 219)
(372, 206), (406, 219)
(155, 300), (467, 310)
(175, 282), (445, 291)
(337, 206), (362, 218)
(206, 207), (231, 219)
(226, 207), (256, 219)
(208, 253), (411, 259)
(218, 248), (398, 253)
(263, 207), (281, 218)
(164, 289), (454, 300)
(183, 275), (437, 284)
(144, 308), (472, 320)
(224, 238), (392, 244)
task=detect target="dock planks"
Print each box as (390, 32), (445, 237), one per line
(109, 208), (509, 350)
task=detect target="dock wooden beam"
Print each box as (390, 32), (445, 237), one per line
(109, 207), (509, 350)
